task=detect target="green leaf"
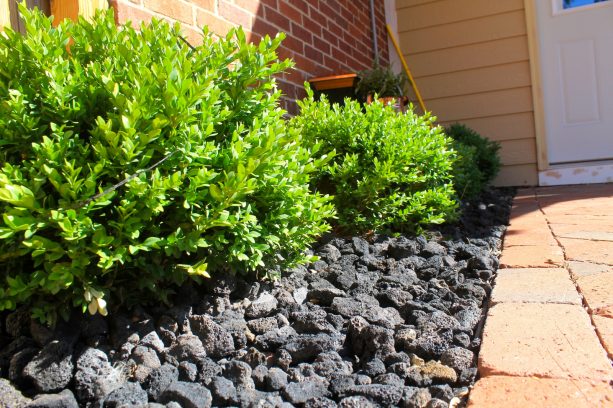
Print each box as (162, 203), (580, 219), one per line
(92, 230), (114, 247)
(143, 237), (163, 248)
(209, 184), (223, 202)
(121, 115), (130, 129)
(0, 228), (15, 239)
(2, 213), (36, 231)
(0, 185), (37, 209)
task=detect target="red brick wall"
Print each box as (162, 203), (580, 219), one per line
(110, 0), (390, 114)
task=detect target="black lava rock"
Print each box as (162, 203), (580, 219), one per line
(178, 361), (198, 382)
(27, 389), (78, 408)
(265, 367), (288, 391)
(388, 237), (420, 259)
(346, 317), (395, 361)
(0, 188), (513, 408)
(103, 382), (148, 407)
(23, 341), (74, 393)
(158, 381), (212, 408)
(440, 347), (475, 374)
(164, 334), (206, 365)
(283, 379), (330, 404)
(304, 397), (338, 408)
(189, 315), (234, 358)
(245, 292), (278, 318)
(209, 376), (238, 405)
(362, 358), (386, 377)
(197, 357), (222, 385)
(144, 363), (179, 400)
(224, 360), (254, 389)
(8, 347), (38, 386)
(74, 348), (122, 404)
(347, 384), (404, 406)
(284, 333), (343, 363)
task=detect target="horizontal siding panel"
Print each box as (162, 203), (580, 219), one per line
(397, 0), (524, 31)
(438, 112), (536, 142)
(402, 36), (529, 77)
(498, 138), (537, 166)
(79, 0), (108, 21)
(399, 10), (527, 53)
(425, 87), (533, 122)
(415, 61), (532, 100)
(396, 0), (440, 9)
(0, 0), (10, 29)
(494, 164), (538, 186)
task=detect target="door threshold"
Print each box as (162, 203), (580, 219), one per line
(539, 161), (613, 186)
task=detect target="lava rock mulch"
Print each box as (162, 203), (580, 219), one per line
(0, 188), (514, 408)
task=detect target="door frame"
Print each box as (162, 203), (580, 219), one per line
(523, 0), (613, 185)
(524, 0), (549, 172)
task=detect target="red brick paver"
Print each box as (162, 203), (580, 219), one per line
(498, 244), (564, 268)
(557, 231), (613, 241)
(577, 272), (613, 315)
(568, 261), (611, 278)
(593, 315), (613, 359)
(502, 227), (559, 247)
(479, 303), (612, 380)
(490, 268), (581, 305)
(559, 238), (613, 265)
(551, 223), (613, 237)
(499, 194), (565, 268)
(545, 214), (613, 226)
(467, 376), (613, 408)
(469, 184), (613, 407)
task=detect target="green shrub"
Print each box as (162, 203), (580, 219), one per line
(291, 88), (458, 232)
(446, 124), (501, 198)
(0, 6), (334, 323)
(451, 142), (481, 199)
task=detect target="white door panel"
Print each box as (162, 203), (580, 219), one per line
(536, 0), (613, 164)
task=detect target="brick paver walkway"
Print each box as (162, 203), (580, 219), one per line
(468, 184), (613, 407)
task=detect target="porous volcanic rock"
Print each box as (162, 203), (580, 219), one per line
(0, 188), (513, 406)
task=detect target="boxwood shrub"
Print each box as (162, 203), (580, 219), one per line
(291, 88), (458, 233)
(0, 7), (334, 323)
(446, 124), (501, 198)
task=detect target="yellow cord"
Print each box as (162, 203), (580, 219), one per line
(386, 24), (427, 113)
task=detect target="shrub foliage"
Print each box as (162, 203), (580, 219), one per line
(446, 124), (501, 198)
(0, 7), (334, 323)
(291, 89), (458, 232)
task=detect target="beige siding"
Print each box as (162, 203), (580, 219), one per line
(416, 62), (532, 99)
(498, 138), (537, 166)
(439, 112), (536, 142)
(406, 36), (530, 77)
(0, 1), (10, 30)
(78, 0), (108, 21)
(495, 164), (538, 186)
(399, 10), (527, 54)
(426, 87), (533, 122)
(397, 0), (524, 30)
(397, 0), (442, 8)
(397, 0), (537, 186)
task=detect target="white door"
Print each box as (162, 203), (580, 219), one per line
(536, 0), (613, 165)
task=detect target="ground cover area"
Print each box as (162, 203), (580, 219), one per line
(0, 188), (514, 408)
